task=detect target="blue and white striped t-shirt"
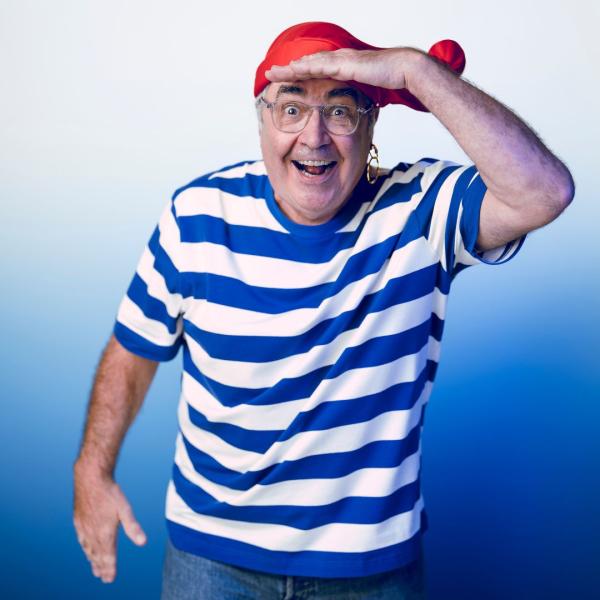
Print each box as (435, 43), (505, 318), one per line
(114, 158), (523, 578)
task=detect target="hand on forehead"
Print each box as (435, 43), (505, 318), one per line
(254, 22), (466, 111)
(265, 48), (401, 95)
(265, 49), (366, 84)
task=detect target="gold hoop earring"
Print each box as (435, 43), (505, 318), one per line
(366, 144), (380, 184)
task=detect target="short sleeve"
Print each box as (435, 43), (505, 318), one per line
(113, 201), (184, 361)
(419, 160), (525, 279)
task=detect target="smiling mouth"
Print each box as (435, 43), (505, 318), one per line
(292, 160), (337, 176)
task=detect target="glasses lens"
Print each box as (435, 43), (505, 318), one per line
(273, 101), (308, 132)
(323, 104), (359, 135)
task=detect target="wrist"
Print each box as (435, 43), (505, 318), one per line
(402, 49), (431, 95)
(74, 454), (114, 482)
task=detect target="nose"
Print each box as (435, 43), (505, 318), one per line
(298, 107), (331, 149)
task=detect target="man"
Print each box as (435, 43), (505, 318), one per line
(73, 22), (574, 599)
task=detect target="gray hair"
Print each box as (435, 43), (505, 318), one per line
(255, 83), (271, 133)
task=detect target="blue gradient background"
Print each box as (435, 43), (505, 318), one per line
(1, 1), (598, 598)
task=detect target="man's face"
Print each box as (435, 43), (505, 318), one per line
(259, 79), (376, 225)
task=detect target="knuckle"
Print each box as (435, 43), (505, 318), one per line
(99, 553), (115, 565)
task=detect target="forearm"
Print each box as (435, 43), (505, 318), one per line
(404, 50), (573, 213)
(264, 44), (574, 244)
(75, 335), (158, 479)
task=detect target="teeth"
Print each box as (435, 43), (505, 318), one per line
(297, 160), (334, 166)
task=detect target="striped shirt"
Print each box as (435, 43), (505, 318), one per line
(114, 158), (523, 578)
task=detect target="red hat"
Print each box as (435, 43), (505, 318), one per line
(254, 22), (466, 111)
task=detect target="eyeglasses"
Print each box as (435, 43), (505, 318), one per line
(258, 97), (375, 136)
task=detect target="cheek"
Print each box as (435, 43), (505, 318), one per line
(340, 141), (368, 174)
(261, 129), (294, 164)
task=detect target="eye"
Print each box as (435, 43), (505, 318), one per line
(326, 105), (357, 121)
(282, 103), (301, 117)
(332, 105), (351, 117)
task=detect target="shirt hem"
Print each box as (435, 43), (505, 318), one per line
(166, 517), (425, 579)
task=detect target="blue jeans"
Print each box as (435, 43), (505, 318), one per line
(161, 540), (427, 599)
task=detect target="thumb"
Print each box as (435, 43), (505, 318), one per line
(114, 486), (147, 546)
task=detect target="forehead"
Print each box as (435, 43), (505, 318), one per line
(269, 79), (362, 103)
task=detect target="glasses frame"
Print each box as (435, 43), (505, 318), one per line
(257, 96), (376, 136)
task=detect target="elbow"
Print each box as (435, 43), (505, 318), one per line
(550, 161), (575, 215)
(514, 162), (575, 231)
(560, 168), (575, 210)
(535, 161), (575, 223)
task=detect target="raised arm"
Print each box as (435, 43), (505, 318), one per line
(73, 334), (158, 583)
(266, 47), (575, 250)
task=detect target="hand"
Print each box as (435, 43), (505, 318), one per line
(265, 47), (419, 91)
(73, 467), (146, 584)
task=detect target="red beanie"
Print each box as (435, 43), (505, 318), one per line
(254, 22), (466, 111)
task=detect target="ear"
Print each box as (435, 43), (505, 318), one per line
(368, 106), (380, 136)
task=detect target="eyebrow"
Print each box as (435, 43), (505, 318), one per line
(275, 85), (304, 99)
(326, 87), (360, 104)
(274, 85), (360, 105)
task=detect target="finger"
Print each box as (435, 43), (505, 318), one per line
(114, 488), (147, 546)
(94, 552), (117, 583)
(270, 57), (344, 82)
(76, 531), (94, 557)
(90, 538), (116, 583)
(266, 65), (328, 82)
(87, 523), (118, 583)
(81, 538), (93, 558)
(74, 518), (102, 564)
(92, 562), (115, 584)
(76, 530), (96, 565)
(265, 64), (298, 81)
(74, 519), (86, 549)
(75, 529), (85, 549)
